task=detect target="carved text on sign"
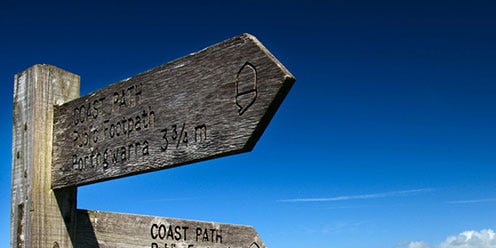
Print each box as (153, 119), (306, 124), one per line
(150, 223), (224, 247)
(67, 82), (210, 172)
(52, 33), (295, 188)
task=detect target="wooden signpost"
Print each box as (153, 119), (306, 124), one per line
(11, 34), (295, 247)
(52, 33), (295, 188)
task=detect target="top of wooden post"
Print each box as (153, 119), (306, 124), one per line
(11, 64), (80, 247)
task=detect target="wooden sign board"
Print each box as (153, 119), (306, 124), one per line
(76, 209), (266, 248)
(52, 33), (295, 188)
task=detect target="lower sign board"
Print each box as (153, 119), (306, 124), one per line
(76, 209), (266, 248)
(52, 33), (295, 188)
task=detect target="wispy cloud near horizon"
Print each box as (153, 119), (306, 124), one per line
(143, 197), (198, 203)
(279, 188), (435, 203)
(447, 198), (496, 204)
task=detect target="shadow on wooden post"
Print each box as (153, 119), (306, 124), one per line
(54, 188), (95, 246)
(73, 210), (99, 247)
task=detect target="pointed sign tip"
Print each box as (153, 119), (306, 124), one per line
(239, 33), (296, 82)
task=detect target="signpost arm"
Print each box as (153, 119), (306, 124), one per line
(10, 65), (80, 247)
(75, 209), (267, 248)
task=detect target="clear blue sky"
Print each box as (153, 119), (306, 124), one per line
(1, 1), (496, 247)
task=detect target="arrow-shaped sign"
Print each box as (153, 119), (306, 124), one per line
(76, 209), (266, 248)
(52, 33), (295, 188)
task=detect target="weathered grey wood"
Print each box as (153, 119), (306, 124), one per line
(75, 209), (266, 248)
(52, 33), (295, 188)
(10, 65), (80, 247)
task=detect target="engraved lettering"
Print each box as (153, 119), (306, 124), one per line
(68, 82), (212, 172)
(182, 226), (189, 241)
(166, 226), (174, 240)
(216, 229), (222, 243)
(160, 128), (169, 152)
(151, 224), (189, 242)
(202, 229), (209, 242)
(171, 124), (178, 140)
(151, 223), (158, 239)
(120, 146), (126, 161)
(135, 116), (142, 131)
(91, 128), (98, 143)
(159, 224), (166, 239)
(195, 228), (202, 242)
(83, 132), (89, 146)
(110, 123), (116, 138)
(127, 85), (135, 106)
(160, 123), (207, 153)
(103, 149), (109, 169)
(111, 83), (143, 112)
(74, 130), (92, 148)
(120, 89), (127, 107)
(103, 120), (110, 140)
(127, 117), (134, 136)
(73, 98), (105, 125)
(116, 121), (122, 137)
(72, 155), (78, 170)
(73, 107), (80, 125)
(92, 97), (104, 119)
(79, 104), (86, 124)
(73, 130), (78, 144)
(112, 92), (120, 112)
(135, 82), (142, 103)
(73, 139), (151, 170)
(175, 123), (187, 148)
(143, 140), (149, 156)
(194, 125), (207, 143)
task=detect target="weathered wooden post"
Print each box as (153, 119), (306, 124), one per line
(10, 65), (80, 247)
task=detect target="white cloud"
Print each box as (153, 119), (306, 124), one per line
(398, 229), (496, 248)
(439, 229), (496, 248)
(408, 241), (430, 248)
(397, 241), (430, 248)
(279, 188), (434, 203)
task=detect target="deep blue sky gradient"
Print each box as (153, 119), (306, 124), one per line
(1, 1), (496, 247)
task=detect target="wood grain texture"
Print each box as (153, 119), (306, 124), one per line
(52, 33), (295, 188)
(75, 209), (266, 248)
(10, 65), (80, 247)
